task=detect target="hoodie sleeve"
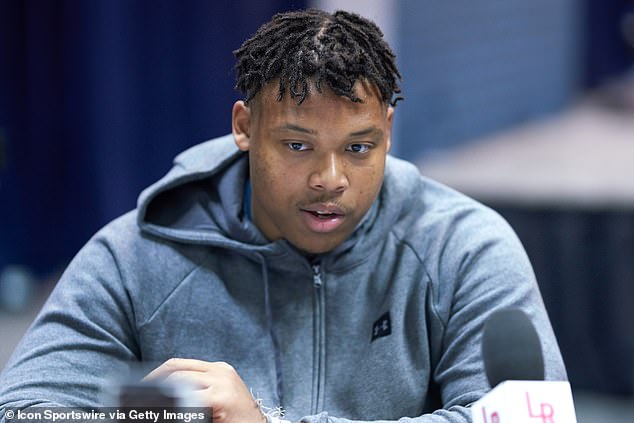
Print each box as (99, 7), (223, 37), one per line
(0, 227), (140, 412)
(297, 409), (472, 423)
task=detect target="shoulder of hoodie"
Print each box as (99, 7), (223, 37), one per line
(384, 157), (532, 326)
(384, 155), (526, 273)
(88, 210), (203, 283)
(80, 208), (215, 326)
(81, 137), (239, 297)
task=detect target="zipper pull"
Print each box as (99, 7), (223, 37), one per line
(312, 264), (322, 288)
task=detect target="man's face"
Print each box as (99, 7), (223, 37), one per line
(232, 81), (393, 254)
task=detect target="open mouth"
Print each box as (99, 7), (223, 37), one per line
(308, 210), (341, 220)
(300, 204), (347, 233)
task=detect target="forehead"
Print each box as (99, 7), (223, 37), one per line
(252, 80), (387, 125)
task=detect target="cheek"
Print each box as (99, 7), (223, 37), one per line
(351, 161), (384, 198)
(250, 151), (295, 199)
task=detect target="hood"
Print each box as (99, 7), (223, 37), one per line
(137, 134), (426, 271)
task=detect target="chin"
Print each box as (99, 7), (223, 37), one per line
(302, 247), (333, 255)
(294, 239), (343, 256)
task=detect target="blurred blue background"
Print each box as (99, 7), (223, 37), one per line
(1, 0), (634, 418)
(0, 0), (305, 277)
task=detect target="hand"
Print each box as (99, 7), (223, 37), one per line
(144, 358), (266, 423)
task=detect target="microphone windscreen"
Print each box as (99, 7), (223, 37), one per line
(482, 308), (545, 387)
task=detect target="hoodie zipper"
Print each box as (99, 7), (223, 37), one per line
(311, 264), (326, 414)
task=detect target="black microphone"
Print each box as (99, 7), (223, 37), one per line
(472, 308), (577, 422)
(481, 308), (545, 387)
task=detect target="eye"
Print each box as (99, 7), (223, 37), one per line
(286, 142), (310, 151)
(346, 143), (372, 154)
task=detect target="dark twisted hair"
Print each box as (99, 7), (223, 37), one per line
(234, 9), (403, 107)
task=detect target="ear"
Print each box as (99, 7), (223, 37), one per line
(232, 100), (251, 151)
(385, 106), (394, 153)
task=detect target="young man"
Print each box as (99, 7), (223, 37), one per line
(0, 9), (566, 423)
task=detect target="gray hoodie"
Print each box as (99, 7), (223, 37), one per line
(0, 134), (566, 422)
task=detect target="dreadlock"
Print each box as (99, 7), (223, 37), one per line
(233, 9), (403, 107)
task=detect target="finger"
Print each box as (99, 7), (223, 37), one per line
(143, 364), (173, 381)
(164, 370), (213, 390)
(144, 358), (212, 380)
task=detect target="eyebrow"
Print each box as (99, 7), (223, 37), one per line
(277, 124), (317, 135)
(349, 127), (383, 138)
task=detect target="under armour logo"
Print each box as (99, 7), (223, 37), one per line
(371, 311), (391, 342)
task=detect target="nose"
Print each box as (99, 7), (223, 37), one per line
(308, 153), (349, 194)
